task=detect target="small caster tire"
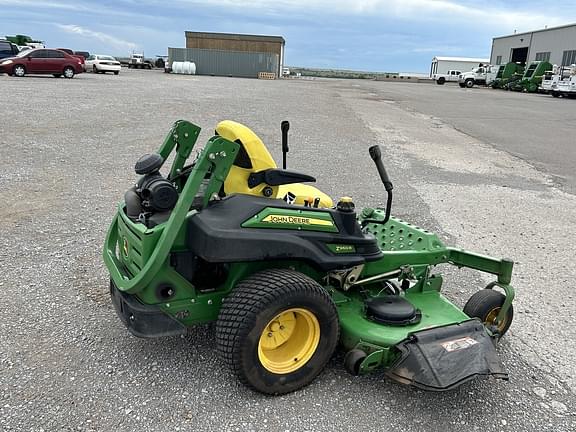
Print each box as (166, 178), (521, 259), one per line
(463, 289), (513, 337)
(344, 349), (367, 376)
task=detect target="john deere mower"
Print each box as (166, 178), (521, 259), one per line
(103, 119), (515, 394)
(491, 62), (525, 89)
(507, 60), (552, 92)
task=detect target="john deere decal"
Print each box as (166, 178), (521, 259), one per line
(262, 214), (334, 226)
(242, 208), (339, 232)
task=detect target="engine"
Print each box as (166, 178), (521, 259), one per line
(124, 153), (178, 227)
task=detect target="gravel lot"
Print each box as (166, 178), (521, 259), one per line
(1, 69), (575, 431)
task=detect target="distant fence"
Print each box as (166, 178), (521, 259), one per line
(168, 47), (279, 78)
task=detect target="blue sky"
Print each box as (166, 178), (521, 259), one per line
(1, 0), (575, 72)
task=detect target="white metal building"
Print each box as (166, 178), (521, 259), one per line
(490, 23), (576, 66)
(429, 56), (489, 77)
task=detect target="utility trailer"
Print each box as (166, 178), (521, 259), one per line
(541, 64), (576, 98)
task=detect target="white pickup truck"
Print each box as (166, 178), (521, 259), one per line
(432, 70), (462, 85)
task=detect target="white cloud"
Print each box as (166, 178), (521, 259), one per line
(4, 0), (569, 33)
(56, 24), (138, 51)
(172, 0), (568, 32)
(0, 0), (83, 10)
(0, 0), (155, 20)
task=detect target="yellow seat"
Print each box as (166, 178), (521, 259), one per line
(216, 120), (333, 208)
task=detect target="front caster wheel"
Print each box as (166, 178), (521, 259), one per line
(344, 349), (367, 376)
(216, 269), (339, 395)
(463, 289), (513, 337)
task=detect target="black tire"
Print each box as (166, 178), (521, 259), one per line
(13, 64), (26, 77)
(463, 289), (513, 337)
(551, 91), (560, 98)
(63, 66), (75, 79)
(437, 77), (445, 85)
(52, 74), (62, 78)
(92, 65), (99, 74)
(114, 71), (119, 75)
(465, 78), (475, 88)
(459, 83), (466, 88)
(216, 269), (339, 395)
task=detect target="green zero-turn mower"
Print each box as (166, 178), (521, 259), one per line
(507, 61), (552, 93)
(491, 62), (525, 89)
(103, 119), (516, 394)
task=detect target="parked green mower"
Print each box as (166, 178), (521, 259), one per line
(507, 61), (552, 92)
(103, 120), (516, 394)
(491, 62), (524, 89)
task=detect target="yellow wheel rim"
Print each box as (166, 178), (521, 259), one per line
(485, 307), (508, 333)
(258, 308), (320, 374)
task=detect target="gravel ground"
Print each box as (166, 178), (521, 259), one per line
(0, 69), (574, 431)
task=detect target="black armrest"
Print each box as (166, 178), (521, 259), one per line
(248, 169), (316, 188)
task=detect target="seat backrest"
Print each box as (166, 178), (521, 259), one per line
(216, 120), (280, 198)
(215, 120), (333, 208)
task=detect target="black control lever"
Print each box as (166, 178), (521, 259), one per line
(369, 146), (393, 191)
(281, 120), (290, 169)
(368, 145), (393, 224)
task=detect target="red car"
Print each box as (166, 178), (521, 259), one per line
(0, 48), (84, 78)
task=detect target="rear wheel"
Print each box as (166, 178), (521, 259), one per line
(13, 64), (26, 77)
(463, 289), (513, 337)
(436, 77), (445, 85)
(63, 66), (75, 79)
(216, 269), (339, 394)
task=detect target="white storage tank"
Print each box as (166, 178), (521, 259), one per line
(171, 61), (196, 75)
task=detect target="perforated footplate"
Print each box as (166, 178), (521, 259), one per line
(360, 211), (446, 252)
